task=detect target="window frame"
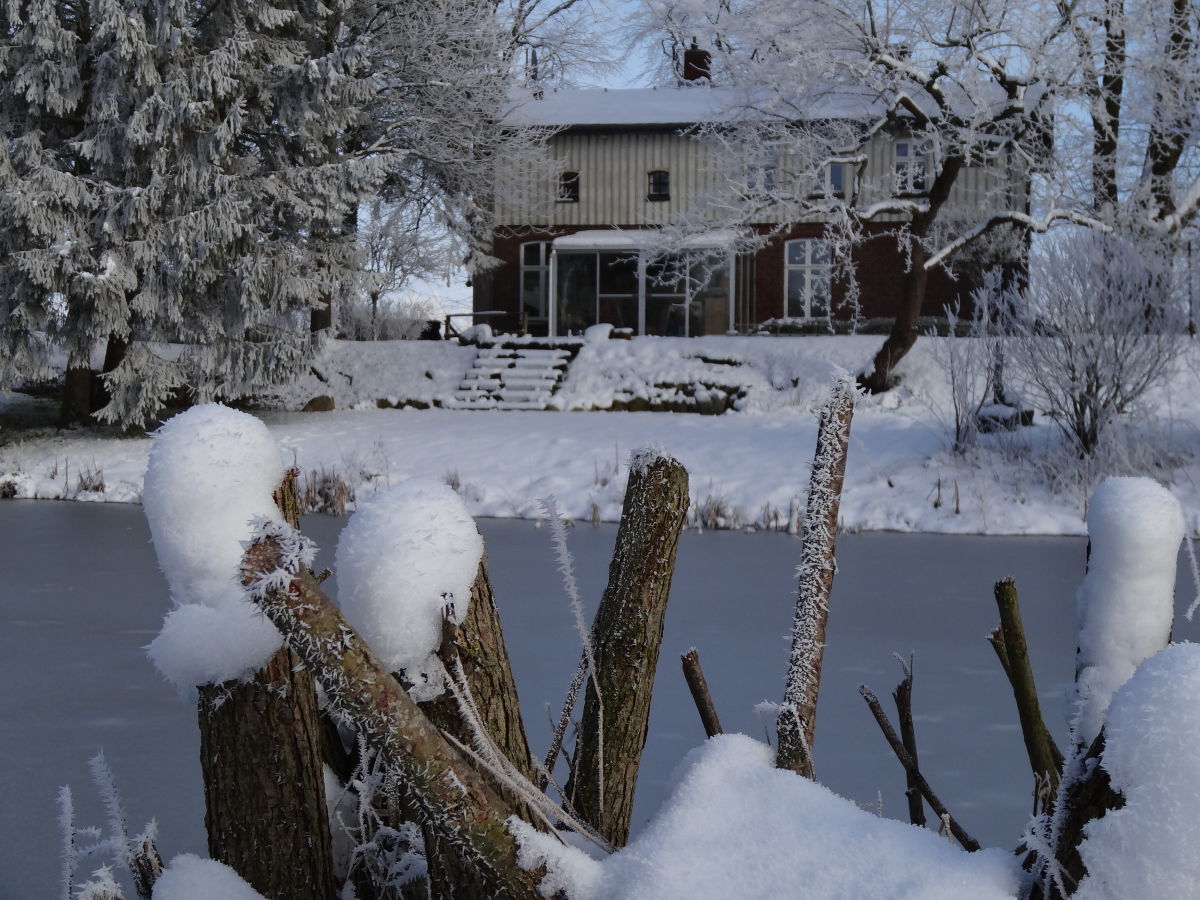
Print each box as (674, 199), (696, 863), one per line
(557, 170), (580, 203)
(893, 138), (928, 194)
(520, 241), (551, 323)
(784, 238), (833, 320)
(646, 169), (671, 202)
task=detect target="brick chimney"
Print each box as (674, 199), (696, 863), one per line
(682, 39), (711, 82)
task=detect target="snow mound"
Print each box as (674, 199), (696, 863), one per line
(153, 854), (267, 899)
(335, 479), (483, 700)
(143, 404), (286, 690)
(514, 734), (1019, 899)
(1073, 477), (1184, 744)
(1076, 643), (1200, 899)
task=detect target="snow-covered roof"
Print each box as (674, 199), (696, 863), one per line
(552, 229), (740, 251)
(504, 86), (881, 128)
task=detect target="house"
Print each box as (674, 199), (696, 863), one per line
(476, 69), (1029, 337)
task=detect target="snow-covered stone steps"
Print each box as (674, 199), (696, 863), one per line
(450, 343), (574, 410)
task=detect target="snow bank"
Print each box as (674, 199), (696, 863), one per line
(514, 734), (1019, 900)
(143, 404), (286, 690)
(1075, 643), (1200, 899)
(1073, 477), (1184, 744)
(153, 854), (267, 899)
(335, 479), (483, 700)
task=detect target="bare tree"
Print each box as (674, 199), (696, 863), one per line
(996, 230), (1187, 455)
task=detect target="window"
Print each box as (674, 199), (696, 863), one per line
(558, 171), (579, 203)
(785, 239), (832, 319)
(647, 170), (670, 202)
(810, 162), (846, 198)
(520, 242), (551, 323)
(894, 139), (927, 193)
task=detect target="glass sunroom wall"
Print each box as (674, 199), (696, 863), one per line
(645, 255), (687, 335)
(597, 252), (639, 331)
(688, 254), (731, 336)
(555, 252), (598, 335)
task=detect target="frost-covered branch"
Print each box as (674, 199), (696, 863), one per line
(241, 533), (544, 897)
(777, 375), (855, 777)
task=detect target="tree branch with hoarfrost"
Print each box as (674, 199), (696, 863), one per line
(776, 375), (855, 777)
(241, 521), (546, 898)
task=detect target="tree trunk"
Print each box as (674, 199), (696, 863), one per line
(197, 473), (336, 900)
(565, 452), (689, 847)
(414, 551), (539, 900)
(60, 365), (94, 427)
(860, 241), (931, 394)
(241, 535), (545, 899)
(776, 376), (855, 777)
(198, 652), (337, 900)
(92, 335), (129, 417)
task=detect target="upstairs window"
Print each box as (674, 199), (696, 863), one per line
(894, 139), (927, 193)
(558, 171), (580, 203)
(812, 162), (846, 198)
(647, 170), (670, 202)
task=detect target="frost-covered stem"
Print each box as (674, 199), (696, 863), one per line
(59, 787), (77, 900)
(991, 578), (1063, 813)
(565, 451), (689, 847)
(681, 649), (724, 738)
(858, 686), (981, 852)
(540, 496), (605, 789)
(1029, 732), (1124, 900)
(541, 655), (587, 787)
(891, 657), (925, 828)
(241, 535), (544, 898)
(777, 376), (855, 777)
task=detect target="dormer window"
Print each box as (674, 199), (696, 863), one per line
(811, 162), (846, 198)
(558, 171), (580, 203)
(894, 139), (927, 193)
(647, 170), (670, 202)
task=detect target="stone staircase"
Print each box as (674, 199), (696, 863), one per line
(445, 344), (574, 410)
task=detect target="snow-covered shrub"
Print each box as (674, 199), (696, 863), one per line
(997, 231), (1187, 455)
(335, 479), (483, 701)
(142, 404), (287, 690)
(926, 296), (996, 453)
(338, 296), (441, 342)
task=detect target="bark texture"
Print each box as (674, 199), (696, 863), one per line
(566, 452), (689, 847)
(196, 471), (336, 900)
(198, 653), (336, 899)
(241, 535), (544, 900)
(776, 376), (855, 777)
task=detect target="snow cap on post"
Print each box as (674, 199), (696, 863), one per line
(143, 404), (287, 691)
(1076, 643), (1200, 899)
(1073, 476), (1184, 745)
(335, 479), (483, 701)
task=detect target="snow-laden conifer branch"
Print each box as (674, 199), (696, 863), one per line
(777, 374), (856, 777)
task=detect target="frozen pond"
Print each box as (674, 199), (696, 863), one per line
(3, 501), (1196, 897)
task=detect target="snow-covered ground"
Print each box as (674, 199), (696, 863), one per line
(3, 334), (1200, 536)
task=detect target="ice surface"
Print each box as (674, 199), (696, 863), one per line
(1075, 643), (1200, 899)
(1073, 477), (1184, 744)
(515, 733), (1020, 899)
(142, 404), (286, 690)
(153, 854), (267, 899)
(335, 479), (483, 700)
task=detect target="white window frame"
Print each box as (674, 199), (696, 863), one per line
(520, 241), (551, 323)
(894, 138), (928, 193)
(784, 238), (833, 319)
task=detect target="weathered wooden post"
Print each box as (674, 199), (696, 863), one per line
(566, 450), (689, 847)
(197, 471), (336, 899)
